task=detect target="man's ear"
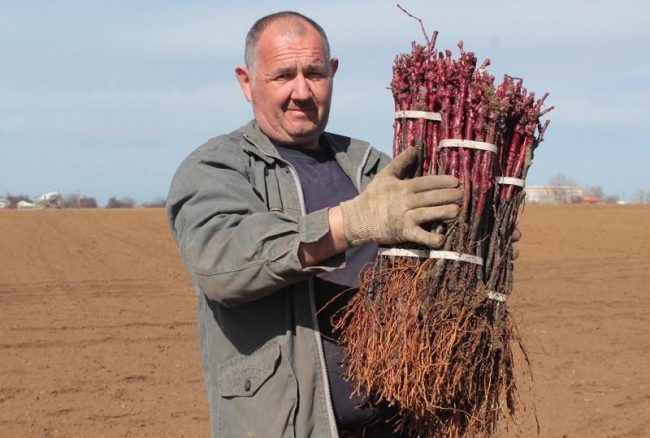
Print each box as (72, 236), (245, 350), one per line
(235, 65), (253, 102)
(330, 57), (339, 77)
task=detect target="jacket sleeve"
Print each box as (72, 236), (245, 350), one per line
(166, 138), (345, 307)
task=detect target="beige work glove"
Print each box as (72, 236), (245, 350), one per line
(340, 147), (462, 248)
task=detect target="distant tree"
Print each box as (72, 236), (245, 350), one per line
(604, 195), (621, 204)
(548, 173), (580, 204)
(632, 190), (650, 204)
(548, 172), (577, 187)
(61, 193), (98, 208)
(80, 197), (98, 208)
(142, 196), (166, 208)
(5, 192), (32, 207)
(106, 196), (136, 208)
(583, 185), (604, 198)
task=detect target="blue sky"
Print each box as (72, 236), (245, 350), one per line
(2, 0), (649, 204)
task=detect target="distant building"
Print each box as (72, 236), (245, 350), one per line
(34, 191), (62, 208)
(0, 197), (10, 209)
(17, 200), (43, 209)
(580, 195), (605, 204)
(525, 185), (583, 204)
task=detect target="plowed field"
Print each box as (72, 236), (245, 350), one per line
(1, 206), (648, 437)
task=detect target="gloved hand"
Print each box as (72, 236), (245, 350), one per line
(511, 227), (522, 260)
(340, 147), (462, 248)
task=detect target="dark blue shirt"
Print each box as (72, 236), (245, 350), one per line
(275, 143), (387, 429)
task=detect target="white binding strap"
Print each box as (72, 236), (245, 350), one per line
(378, 248), (483, 266)
(379, 248), (429, 258)
(439, 139), (498, 153)
(487, 291), (508, 302)
(394, 110), (442, 121)
(429, 250), (483, 265)
(496, 177), (525, 187)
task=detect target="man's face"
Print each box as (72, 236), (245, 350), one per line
(236, 22), (338, 149)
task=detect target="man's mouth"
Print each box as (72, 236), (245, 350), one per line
(287, 106), (316, 113)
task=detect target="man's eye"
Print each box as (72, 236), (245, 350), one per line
(307, 72), (326, 80)
(275, 73), (292, 80)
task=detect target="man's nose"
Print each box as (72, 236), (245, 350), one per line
(291, 75), (311, 101)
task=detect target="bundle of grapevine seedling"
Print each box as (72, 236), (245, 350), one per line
(333, 10), (552, 438)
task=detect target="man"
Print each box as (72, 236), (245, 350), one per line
(166, 11), (462, 437)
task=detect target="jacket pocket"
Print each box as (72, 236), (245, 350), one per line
(216, 343), (297, 437)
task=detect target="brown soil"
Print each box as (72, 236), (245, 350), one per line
(1, 206), (648, 437)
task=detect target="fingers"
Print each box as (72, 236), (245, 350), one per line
(407, 174), (460, 192)
(400, 204), (459, 248)
(407, 204), (460, 225)
(511, 228), (521, 260)
(403, 227), (446, 249)
(408, 187), (463, 208)
(380, 147), (419, 179)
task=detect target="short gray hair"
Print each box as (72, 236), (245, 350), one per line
(244, 11), (331, 70)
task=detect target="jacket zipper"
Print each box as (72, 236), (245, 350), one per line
(283, 160), (340, 438)
(355, 145), (373, 191)
(244, 133), (373, 437)
(290, 147), (373, 437)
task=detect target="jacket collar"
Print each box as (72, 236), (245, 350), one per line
(239, 120), (281, 163)
(239, 119), (380, 184)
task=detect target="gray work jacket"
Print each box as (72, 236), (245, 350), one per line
(166, 120), (390, 438)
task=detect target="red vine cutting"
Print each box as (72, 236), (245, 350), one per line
(334, 6), (553, 437)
